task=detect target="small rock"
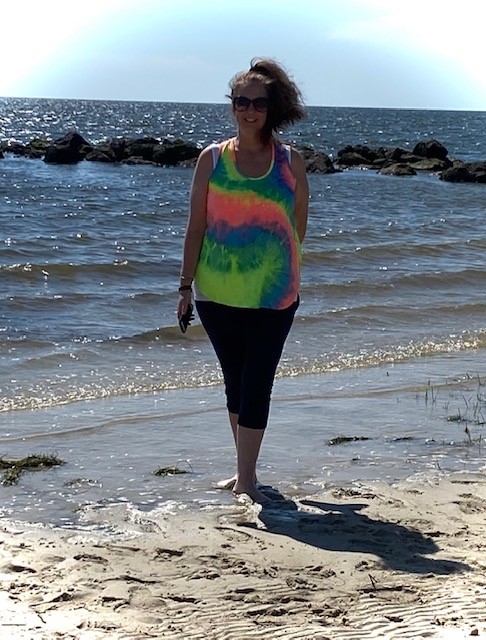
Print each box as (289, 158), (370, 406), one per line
(379, 163), (417, 176)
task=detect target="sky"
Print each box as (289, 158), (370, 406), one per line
(1, 0), (485, 110)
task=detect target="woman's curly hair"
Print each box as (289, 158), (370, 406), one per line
(229, 57), (306, 142)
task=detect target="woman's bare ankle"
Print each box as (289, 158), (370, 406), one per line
(233, 481), (270, 505)
(216, 474), (259, 490)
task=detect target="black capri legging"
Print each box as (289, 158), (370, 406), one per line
(196, 298), (299, 429)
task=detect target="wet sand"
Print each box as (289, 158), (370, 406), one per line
(1, 355), (485, 530)
(1, 470), (485, 639)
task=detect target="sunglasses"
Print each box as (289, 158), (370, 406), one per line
(232, 96), (269, 112)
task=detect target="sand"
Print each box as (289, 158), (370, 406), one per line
(1, 470), (485, 640)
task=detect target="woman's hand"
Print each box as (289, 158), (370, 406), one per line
(177, 288), (193, 321)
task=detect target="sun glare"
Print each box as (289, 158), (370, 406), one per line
(1, 0), (134, 96)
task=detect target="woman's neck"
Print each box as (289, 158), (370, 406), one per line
(234, 132), (272, 153)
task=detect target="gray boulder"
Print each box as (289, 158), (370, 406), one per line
(125, 137), (159, 161)
(6, 138), (51, 158)
(379, 163), (417, 176)
(153, 139), (201, 166)
(382, 147), (421, 164)
(88, 138), (127, 162)
(4, 142), (28, 156)
(409, 158), (451, 172)
(298, 146), (337, 173)
(337, 145), (385, 168)
(44, 131), (93, 164)
(85, 149), (116, 163)
(440, 161), (486, 183)
(413, 139), (448, 160)
(123, 156), (156, 165)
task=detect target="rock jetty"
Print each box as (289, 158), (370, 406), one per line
(1, 132), (485, 183)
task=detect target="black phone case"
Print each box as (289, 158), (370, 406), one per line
(179, 303), (194, 333)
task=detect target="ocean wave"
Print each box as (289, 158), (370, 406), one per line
(303, 239), (485, 265)
(279, 330), (486, 378)
(302, 268), (486, 294)
(2, 329), (484, 413)
(0, 321), (207, 364)
(1, 289), (169, 311)
(294, 302), (486, 326)
(0, 259), (172, 279)
(126, 324), (207, 342)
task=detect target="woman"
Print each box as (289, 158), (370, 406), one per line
(177, 58), (308, 504)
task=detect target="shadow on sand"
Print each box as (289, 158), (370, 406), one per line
(237, 487), (469, 576)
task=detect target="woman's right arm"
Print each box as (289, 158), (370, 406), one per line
(177, 146), (214, 318)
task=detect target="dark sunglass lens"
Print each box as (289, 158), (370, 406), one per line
(234, 96), (251, 110)
(253, 97), (268, 112)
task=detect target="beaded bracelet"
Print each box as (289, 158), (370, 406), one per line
(178, 285), (192, 292)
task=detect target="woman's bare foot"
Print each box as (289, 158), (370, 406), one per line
(216, 474), (260, 491)
(215, 475), (237, 490)
(233, 481), (271, 505)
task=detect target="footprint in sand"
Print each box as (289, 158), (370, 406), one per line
(454, 493), (486, 513)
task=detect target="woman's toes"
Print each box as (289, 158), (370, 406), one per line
(215, 475), (237, 490)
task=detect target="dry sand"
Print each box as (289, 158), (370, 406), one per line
(1, 471), (485, 640)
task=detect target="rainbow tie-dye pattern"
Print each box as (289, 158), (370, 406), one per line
(195, 140), (301, 309)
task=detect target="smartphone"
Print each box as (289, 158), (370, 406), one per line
(179, 303), (194, 333)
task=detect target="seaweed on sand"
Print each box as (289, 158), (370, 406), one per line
(153, 460), (193, 477)
(328, 436), (370, 446)
(0, 454), (65, 486)
(153, 466), (188, 477)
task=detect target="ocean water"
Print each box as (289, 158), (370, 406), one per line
(1, 98), (485, 530)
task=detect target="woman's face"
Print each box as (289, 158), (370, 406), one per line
(232, 80), (269, 135)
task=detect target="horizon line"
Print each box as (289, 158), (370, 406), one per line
(1, 95), (485, 114)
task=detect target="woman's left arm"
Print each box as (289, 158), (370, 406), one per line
(291, 148), (309, 243)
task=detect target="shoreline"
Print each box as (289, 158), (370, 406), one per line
(1, 470), (485, 639)
(1, 353), (485, 532)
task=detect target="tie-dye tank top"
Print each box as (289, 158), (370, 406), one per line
(194, 139), (301, 310)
